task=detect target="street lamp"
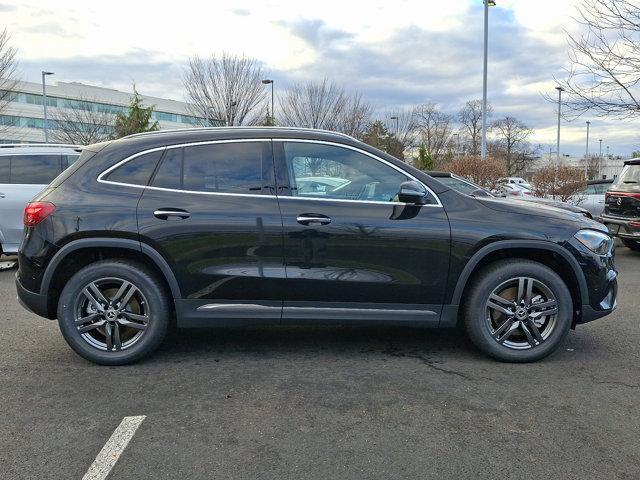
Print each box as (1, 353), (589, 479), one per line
(262, 79), (274, 125)
(599, 139), (603, 156)
(555, 86), (564, 163)
(41, 71), (54, 142)
(481, 0), (496, 160)
(390, 116), (399, 136)
(453, 133), (460, 154)
(585, 121), (590, 179)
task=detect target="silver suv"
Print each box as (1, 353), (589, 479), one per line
(0, 144), (80, 255)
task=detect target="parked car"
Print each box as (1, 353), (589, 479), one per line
(16, 128), (617, 365)
(500, 176), (532, 189)
(0, 144), (80, 256)
(501, 183), (534, 197)
(570, 179), (613, 218)
(429, 172), (593, 218)
(600, 159), (640, 251)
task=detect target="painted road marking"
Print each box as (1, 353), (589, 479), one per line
(82, 415), (146, 480)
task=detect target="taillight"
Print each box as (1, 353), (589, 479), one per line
(23, 202), (56, 227)
(607, 191), (640, 200)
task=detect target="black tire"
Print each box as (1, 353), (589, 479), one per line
(57, 260), (171, 365)
(622, 239), (640, 252)
(463, 259), (572, 363)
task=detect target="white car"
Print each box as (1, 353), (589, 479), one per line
(570, 179), (613, 218)
(501, 183), (534, 197)
(501, 176), (532, 189)
(0, 144), (80, 256)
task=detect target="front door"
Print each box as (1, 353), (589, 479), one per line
(274, 140), (450, 324)
(137, 140), (286, 322)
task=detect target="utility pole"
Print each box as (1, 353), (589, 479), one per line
(481, 1), (496, 159)
(41, 71), (54, 142)
(585, 121), (590, 179)
(555, 86), (564, 163)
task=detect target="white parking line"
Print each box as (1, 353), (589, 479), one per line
(82, 415), (146, 480)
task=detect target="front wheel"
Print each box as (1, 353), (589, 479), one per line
(463, 259), (573, 362)
(57, 260), (171, 365)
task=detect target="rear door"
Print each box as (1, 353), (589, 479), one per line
(273, 140), (451, 324)
(137, 140), (286, 322)
(0, 154), (62, 253)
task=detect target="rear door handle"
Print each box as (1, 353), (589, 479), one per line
(154, 209), (191, 220)
(0, 192), (5, 198)
(296, 214), (331, 226)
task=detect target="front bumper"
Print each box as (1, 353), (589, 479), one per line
(16, 274), (52, 319)
(599, 214), (640, 240)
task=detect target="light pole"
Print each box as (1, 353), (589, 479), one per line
(555, 86), (564, 163)
(481, 0), (496, 160)
(607, 145), (610, 157)
(585, 121), (590, 179)
(262, 79), (274, 125)
(390, 116), (399, 136)
(41, 71), (54, 142)
(599, 139), (603, 179)
(453, 133), (460, 154)
(599, 139), (602, 156)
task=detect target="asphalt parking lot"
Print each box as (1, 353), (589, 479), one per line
(1, 247), (639, 480)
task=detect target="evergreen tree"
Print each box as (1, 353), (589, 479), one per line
(416, 143), (435, 171)
(360, 120), (405, 160)
(114, 87), (159, 138)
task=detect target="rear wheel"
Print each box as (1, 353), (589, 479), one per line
(622, 239), (640, 252)
(463, 259), (572, 362)
(57, 260), (171, 365)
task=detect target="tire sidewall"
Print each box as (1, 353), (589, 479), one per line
(465, 260), (573, 362)
(57, 261), (170, 365)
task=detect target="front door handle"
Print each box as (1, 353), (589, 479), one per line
(0, 192), (5, 198)
(296, 214), (331, 226)
(154, 209), (191, 220)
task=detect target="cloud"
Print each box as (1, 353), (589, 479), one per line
(232, 8), (250, 16)
(0, 3), (15, 12)
(21, 22), (81, 38)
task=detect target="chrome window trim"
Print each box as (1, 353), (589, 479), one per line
(96, 138), (442, 207)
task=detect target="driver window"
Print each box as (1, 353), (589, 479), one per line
(283, 142), (410, 203)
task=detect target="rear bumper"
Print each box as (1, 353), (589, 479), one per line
(599, 215), (640, 239)
(16, 275), (52, 319)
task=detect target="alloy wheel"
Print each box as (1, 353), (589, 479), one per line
(74, 277), (150, 352)
(485, 276), (558, 350)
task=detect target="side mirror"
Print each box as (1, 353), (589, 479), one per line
(398, 180), (429, 205)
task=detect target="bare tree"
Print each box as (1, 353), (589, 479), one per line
(49, 98), (115, 145)
(413, 103), (453, 162)
(533, 164), (587, 201)
(0, 29), (18, 120)
(445, 155), (507, 191)
(491, 116), (534, 175)
(339, 92), (373, 137)
(279, 79), (372, 136)
(184, 53), (266, 126)
(556, 0), (640, 119)
(385, 108), (418, 148)
(458, 99), (492, 155)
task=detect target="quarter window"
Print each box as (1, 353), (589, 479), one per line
(283, 142), (412, 203)
(10, 154), (61, 184)
(104, 150), (164, 186)
(152, 148), (182, 190)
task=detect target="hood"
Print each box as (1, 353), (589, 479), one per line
(477, 196), (606, 232)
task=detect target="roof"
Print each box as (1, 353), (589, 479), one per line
(124, 126), (357, 141)
(424, 171), (451, 177)
(588, 179), (614, 185)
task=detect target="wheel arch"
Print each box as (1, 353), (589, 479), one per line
(446, 240), (589, 327)
(41, 238), (181, 318)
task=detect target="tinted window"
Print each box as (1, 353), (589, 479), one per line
(435, 175), (492, 196)
(63, 154), (80, 170)
(283, 142), (411, 203)
(182, 142), (264, 193)
(105, 150), (164, 186)
(10, 154), (61, 184)
(0, 156), (9, 183)
(593, 183), (610, 194)
(151, 148), (182, 190)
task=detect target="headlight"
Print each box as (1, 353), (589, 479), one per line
(574, 229), (612, 255)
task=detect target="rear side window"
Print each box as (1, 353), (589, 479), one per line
(0, 156), (9, 183)
(150, 142), (266, 194)
(104, 150), (164, 186)
(10, 154), (61, 184)
(183, 142), (264, 193)
(151, 148), (182, 190)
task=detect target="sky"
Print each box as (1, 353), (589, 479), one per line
(2, 0), (638, 156)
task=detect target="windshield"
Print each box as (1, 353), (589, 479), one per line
(615, 164), (640, 185)
(436, 175), (494, 197)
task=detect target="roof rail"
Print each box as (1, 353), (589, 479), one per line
(124, 126), (358, 141)
(0, 143), (81, 149)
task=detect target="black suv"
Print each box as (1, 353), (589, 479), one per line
(16, 128), (617, 365)
(601, 159), (640, 251)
